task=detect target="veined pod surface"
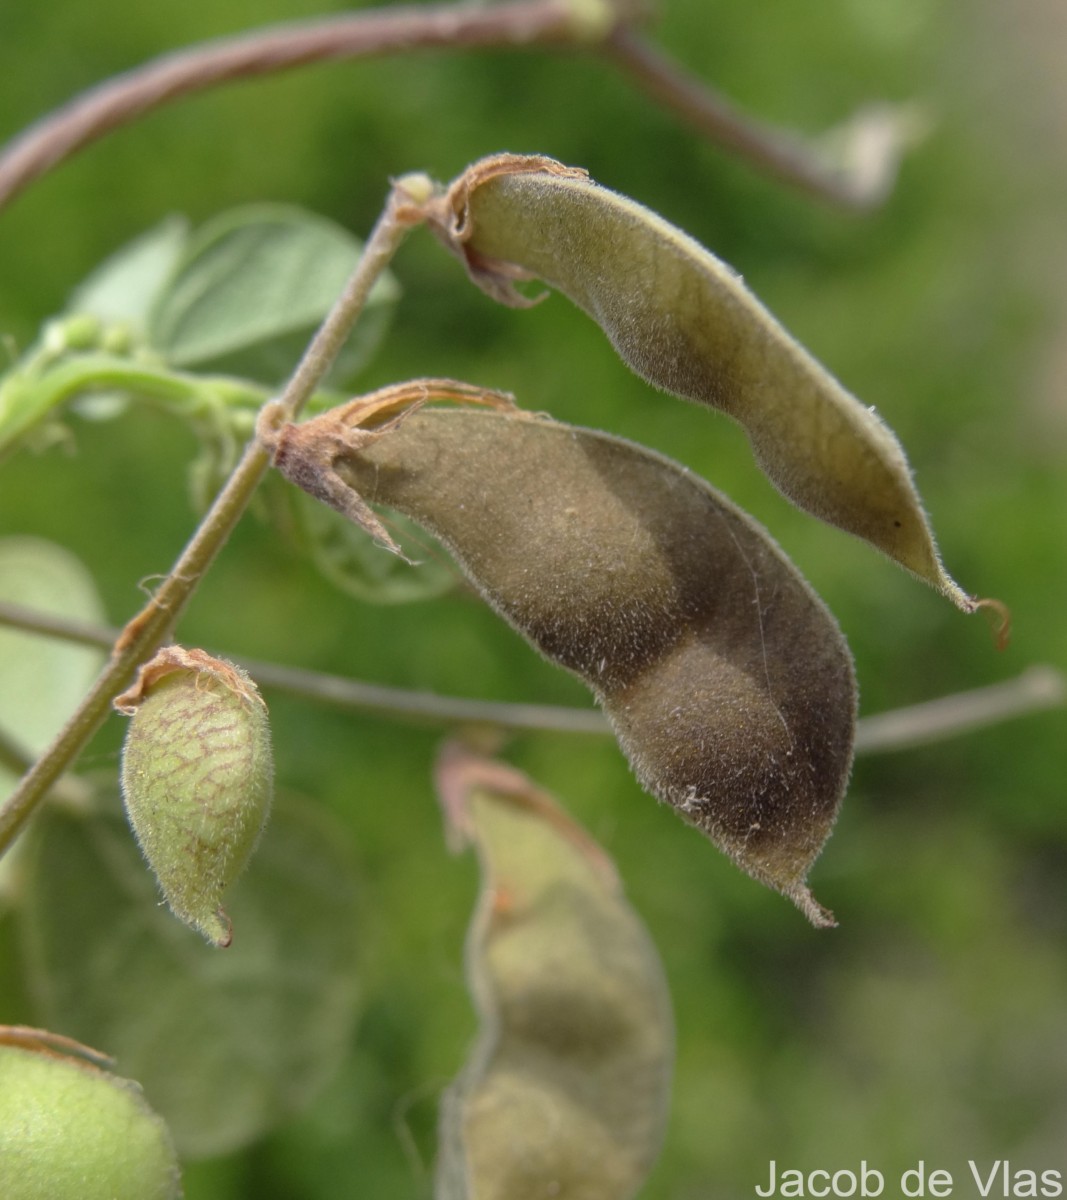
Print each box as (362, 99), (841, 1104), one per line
(434, 748), (673, 1200)
(117, 647), (274, 947)
(0, 1027), (181, 1200)
(423, 154), (973, 611)
(267, 400), (856, 924)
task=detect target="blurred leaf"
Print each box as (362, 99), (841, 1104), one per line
(148, 204), (400, 386)
(295, 491), (459, 605)
(0, 537), (107, 802)
(67, 216), (190, 328)
(18, 792), (361, 1159)
(434, 747), (673, 1200)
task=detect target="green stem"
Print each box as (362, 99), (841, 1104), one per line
(0, 354), (265, 455)
(0, 186), (415, 859)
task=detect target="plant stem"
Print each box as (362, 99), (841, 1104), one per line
(602, 26), (891, 210)
(2, 600), (1062, 751)
(0, 1), (893, 217)
(0, 1), (589, 215)
(0, 188), (415, 859)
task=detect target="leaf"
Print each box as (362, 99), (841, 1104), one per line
(148, 204), (400, 385)
(424, 154), (974, 611)
(67, 216), (190, 328)
(434, 746), (673, 1200)
(0, 537), (107, 804)
(17, 792), (361, 1159)
(294, 490), (459, 605)
(267, 399), (856, 923)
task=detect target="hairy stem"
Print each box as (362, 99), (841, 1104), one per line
(0, 188), (415, 858)
(2, 600), (1062, 750)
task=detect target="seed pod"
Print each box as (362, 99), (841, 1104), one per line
(267, 398), (856, 924)
(0, 1026), (181, 1200)
(434, 747), (673, 1200)
(422, 154), (974, 612)
(116, 647), (273, 947)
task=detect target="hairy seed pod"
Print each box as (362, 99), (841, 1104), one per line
(268, 400), (856, 925)
(117, 647), (273, 947)
(0, 1027), (181, 1200)
(422, 154), (974, 612)
(434, 747), (673, 1200)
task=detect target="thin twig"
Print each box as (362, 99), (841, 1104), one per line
(0, 186), (415, 858)
(2, 600), (1062, 750)
(0, 1), (894, 218)
(602, 26), (888, 210)
(0, 1), (584, 215)
(852, 666), (1066, 756)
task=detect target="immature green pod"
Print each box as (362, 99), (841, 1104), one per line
(434, 747), (673, 1200)
(422, 155), (974, 612)
(117, 647), (273, 947)
(266, 396), (856, 924)
(0, 1027), (181, 1200)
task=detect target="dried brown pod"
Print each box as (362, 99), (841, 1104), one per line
(420, 153), (975, 613)
(264, 391), (856, 925)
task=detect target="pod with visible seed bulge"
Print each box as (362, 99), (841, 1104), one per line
(116, 647), (273, 947)
(421, 154), (975, 612)
(265, 395), (856, 924)
(434, 746), (673, 1200)
(0, 1026), (181, 1200)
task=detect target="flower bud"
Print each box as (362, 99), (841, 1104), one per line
(117, 647), (273, 947)
(0, 1026), (181, 1200)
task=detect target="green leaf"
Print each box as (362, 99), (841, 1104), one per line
(148, 204), (400, 385)
(434, 746), (673, 1200)
(67, 216), (190, 328)
(426, 155), (974, 611)
(18, 792), (361, 1159)
(0, 537), (107, 804)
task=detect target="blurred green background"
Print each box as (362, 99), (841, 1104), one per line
(1, 1), (1065, 1196)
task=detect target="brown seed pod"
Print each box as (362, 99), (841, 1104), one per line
(265, 396), (856, 924)
(421, 154), (975, 612)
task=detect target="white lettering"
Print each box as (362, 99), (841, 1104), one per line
(755, 1160), (778, 1198)
(1042, 1169), (1063, 1198)
(970, 1162), (1004, 1199)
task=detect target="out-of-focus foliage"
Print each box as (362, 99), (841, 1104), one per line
(1, 1), (1065, 1198)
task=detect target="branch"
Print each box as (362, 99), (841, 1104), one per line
(602, 27), (914, 210)
(0, 1), (588, 215)
(2, 600), (1061, 750)
(0, 184), (416, 857)
(0, 1), (899, 217)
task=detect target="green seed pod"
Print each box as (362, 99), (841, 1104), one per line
(422, 154), (974, 612)
(116, 647), (273, 947)
(434, 747), (673, 1200)
(0, 1026), (181, 1200)
(267, 397), (855, 924)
